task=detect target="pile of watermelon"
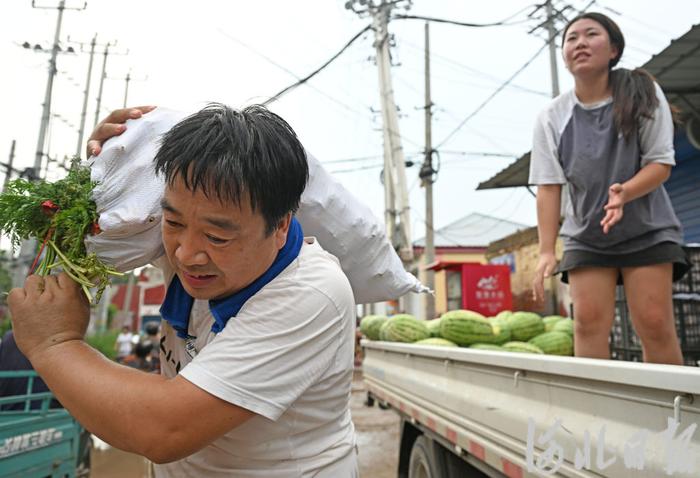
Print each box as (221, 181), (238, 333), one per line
(359, 310), (574, 356)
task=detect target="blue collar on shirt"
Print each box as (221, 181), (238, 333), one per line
(159, 217), (303, 339)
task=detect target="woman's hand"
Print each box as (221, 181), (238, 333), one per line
(601, 183), (626, 234)
(532, 251), (558, 302)
(86, 106), (156, 157)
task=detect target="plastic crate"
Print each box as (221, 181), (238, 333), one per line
(611, 292), (700, 366)
(673, 245), (700, 293)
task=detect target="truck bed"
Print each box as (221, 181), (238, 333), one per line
(362, 340), (700, 478)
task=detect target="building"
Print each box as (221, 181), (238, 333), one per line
(411, 212), (528, 317)
(109, 267), (166, 332)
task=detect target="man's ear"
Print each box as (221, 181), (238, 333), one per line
(274, 213), (293, 249)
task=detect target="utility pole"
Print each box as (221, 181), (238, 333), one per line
(346, 0), (414, 266)
(123, 71), (131, 107)
(33, 0), (65, 178)
(107, 69), (147, 108)
(419, 22), (436, 320)
(529, 0), (570, 98)
(2, 140), (16, 192)
(16, 0), (84, 287)
(93, 41), (112, 128)
(92, 41), (127, 127)
(122, 272), (137, 329)
(74, 34), (97, 157)
(545, 0), (560, 98)
(31, 0), (86, 175)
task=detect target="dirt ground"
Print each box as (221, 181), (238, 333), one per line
(91, 370), (400, 477)
(352, 369), (401, 478)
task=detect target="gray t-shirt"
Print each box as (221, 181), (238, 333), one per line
(528, 84), (683, 254)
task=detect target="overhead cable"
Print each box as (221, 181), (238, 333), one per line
(261, 25), (373, 105)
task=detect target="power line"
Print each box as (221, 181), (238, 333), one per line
(435, 40), (550, 149)
(217, 27), (372, 118)
(435, 0), (601, 149)
(391, 4), (538, 28)
(399, 39), (550, 97)
(257, 25), (373, 105)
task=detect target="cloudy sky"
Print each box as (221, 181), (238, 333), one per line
(1, 0), (698, 249)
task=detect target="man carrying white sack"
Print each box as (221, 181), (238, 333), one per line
(8, 104), (360, 477)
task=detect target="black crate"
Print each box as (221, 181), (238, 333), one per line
(673, 245), (700, 294)
(611, 292), (700, 366)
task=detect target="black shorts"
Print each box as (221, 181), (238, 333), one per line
(557, 242), (691, 285)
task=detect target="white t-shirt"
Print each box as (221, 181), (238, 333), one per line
(154, 238), (358, 478)
(115, 332), (133, 357)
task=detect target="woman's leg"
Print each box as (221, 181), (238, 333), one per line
(568, 267), (619, 359)
(621, 263), (683, 365)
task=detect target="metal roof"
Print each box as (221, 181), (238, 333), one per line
(413, 212), (528, 248)
(477, 24), (700, 191)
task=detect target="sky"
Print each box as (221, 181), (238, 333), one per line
(1, 0), (698, 251)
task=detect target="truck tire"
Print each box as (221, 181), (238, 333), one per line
(408, 436), (445, 478)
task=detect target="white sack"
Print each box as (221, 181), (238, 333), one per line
(85, 108), (429, 303)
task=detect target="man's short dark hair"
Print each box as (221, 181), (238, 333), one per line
(154, 103), (309, 235)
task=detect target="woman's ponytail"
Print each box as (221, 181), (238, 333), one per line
(609, 68), (659, 142)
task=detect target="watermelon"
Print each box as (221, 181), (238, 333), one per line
(495, 310), (513, 321)
(425, 318), (442, 338)
(489, 316), (512, 344)
(552, 318), (574, 336)
(502, 341), (544, 354)
(543, 315), (566, 332)
(439, 310), (498, 346)
(529, 331), (573, 356)
(414, 338), (458, 347)
(507, 312), (545, 341)
(470, 343), (504, 351)
(359, 315), (387, 340)
(381, 314), (429, 343)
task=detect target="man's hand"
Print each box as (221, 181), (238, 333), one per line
(601, 183), (626, 234)
(87, 105), (156, 157)
(532, 252), (557, 303)
(7, 273), (90, 364)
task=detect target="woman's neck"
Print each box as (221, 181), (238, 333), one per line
(574, 71), (611, 104)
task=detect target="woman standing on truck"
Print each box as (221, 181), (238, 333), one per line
(530, 12), (690, 364)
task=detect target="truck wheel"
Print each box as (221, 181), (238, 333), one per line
(408, 436), (444, 478)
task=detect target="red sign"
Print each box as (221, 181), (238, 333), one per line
(461, 264), (512, 316)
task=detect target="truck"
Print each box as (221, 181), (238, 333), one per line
(0, 371), (91, 478)
(362, 340), (700, 478)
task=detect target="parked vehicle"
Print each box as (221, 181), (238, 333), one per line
(0, 371), (91, 478)
(362, 340), (700, 477)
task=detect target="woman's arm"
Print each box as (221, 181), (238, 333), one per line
(532, 184), (562, 302)
(601, 162), (672, 234)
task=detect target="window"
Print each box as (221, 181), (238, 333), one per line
(446, 270), (462, 311)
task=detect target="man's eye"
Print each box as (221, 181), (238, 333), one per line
(206, 235), (228, 245)
(165, 220), (182, 228)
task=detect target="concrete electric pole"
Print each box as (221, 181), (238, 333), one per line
(13, 1), (85, 286)
(345, 0), (414, 266)
(2, 140), (16, 193)
(93, 41), (113, 128)
(72, 33), (99, 157)
(92, 42), (127, 127)
(545, 0), (560, 98)
(419, 22), (436, 320)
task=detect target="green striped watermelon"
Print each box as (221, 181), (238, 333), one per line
(507, 312), (545, 341)
(414, 338), (458, 347)
(381, 314), (429, 343)
(529, 331), (573, 356)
